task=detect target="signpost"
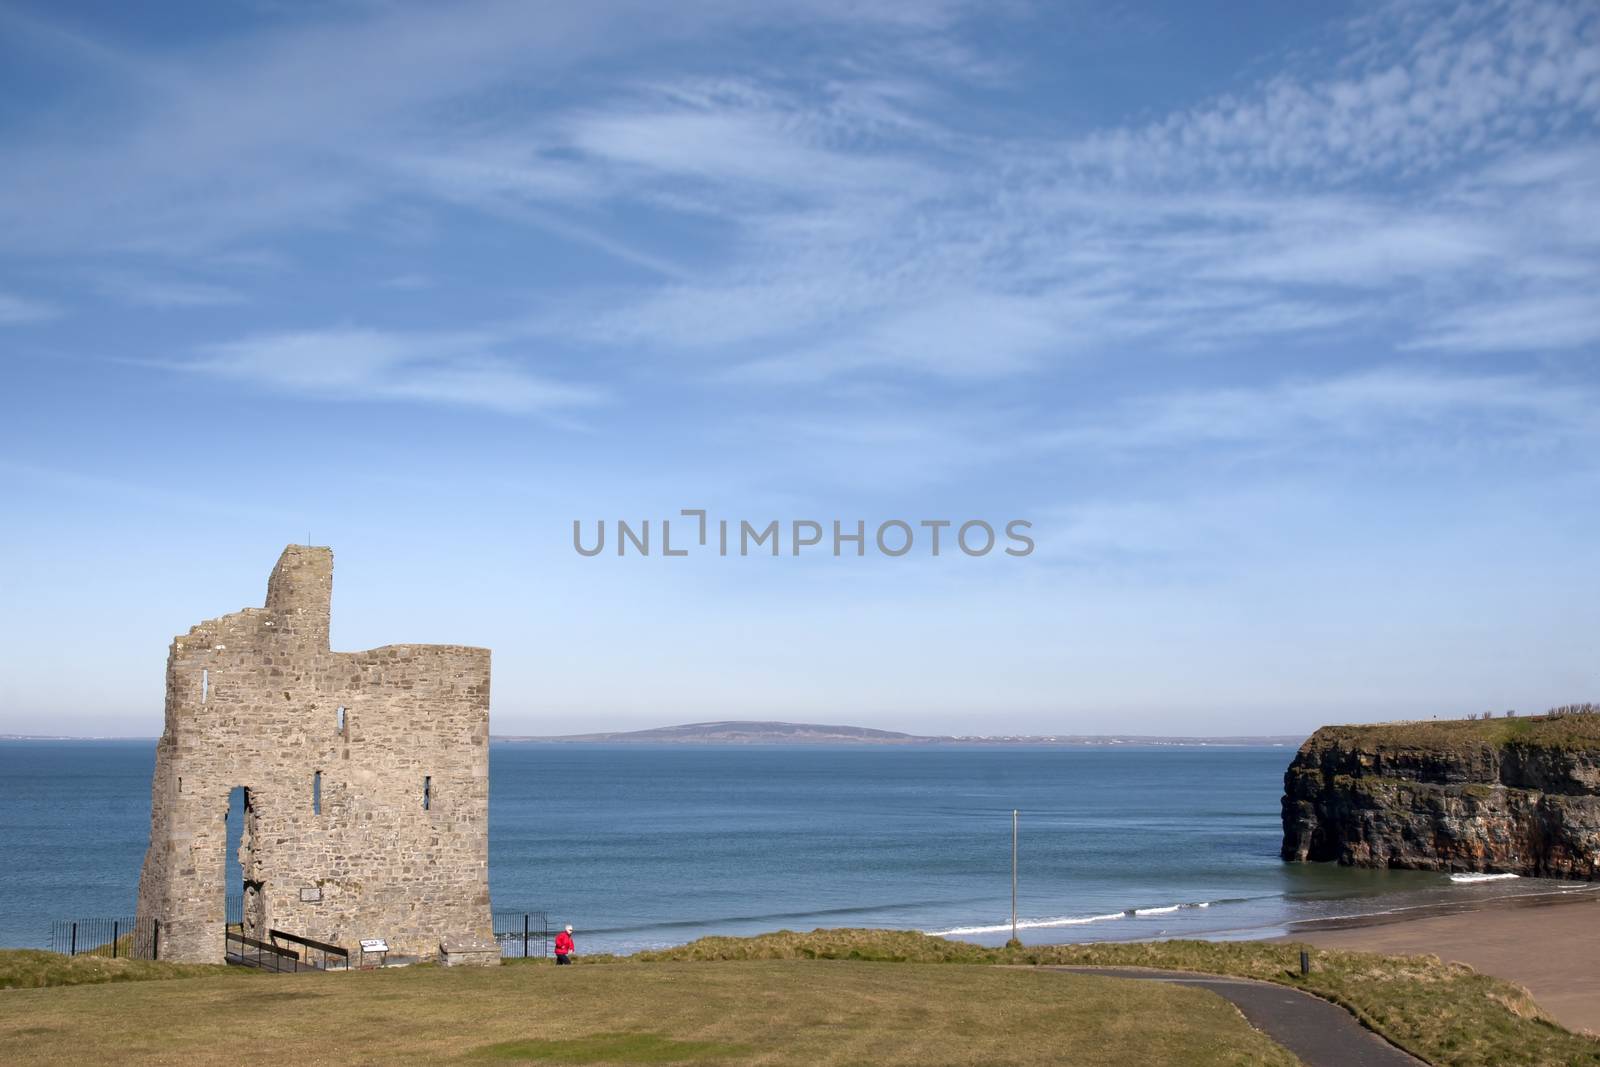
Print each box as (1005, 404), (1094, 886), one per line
(359, 938), (389, 969)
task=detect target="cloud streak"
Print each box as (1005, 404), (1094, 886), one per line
(91, 272), (246, 309)
(1038, 368), (1600, 458)
(178, 328), (605, 415)
(0, 291), (58, 325)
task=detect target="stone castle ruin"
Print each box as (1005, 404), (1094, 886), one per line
(135, 545), (494, 963)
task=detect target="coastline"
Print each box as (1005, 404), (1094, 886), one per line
(1276, 886), (1600, 1035)
(532, 880), (1600, 958)
(1280, 880), (1600, 934)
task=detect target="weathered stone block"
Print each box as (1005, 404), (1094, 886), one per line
(440, 939), (502, 967)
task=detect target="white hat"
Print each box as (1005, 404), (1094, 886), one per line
(564, 924), (573, 933)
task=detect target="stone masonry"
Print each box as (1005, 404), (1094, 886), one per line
(134, 545), (493, 963)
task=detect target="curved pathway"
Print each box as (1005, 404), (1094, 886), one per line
(1042, 967), (1426, 1067)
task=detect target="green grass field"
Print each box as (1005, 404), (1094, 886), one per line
(0, 952), (1294, 1067)
(627, 930), (1600, 1067)
(3, 929), (1598, 1066)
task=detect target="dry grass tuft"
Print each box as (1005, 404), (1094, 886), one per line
(0, 950), (246, 990)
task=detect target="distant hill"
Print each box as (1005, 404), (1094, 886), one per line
(0, 734), (155, 741)
(495, 720), (1305, 746)
(499, 720), (935, 744)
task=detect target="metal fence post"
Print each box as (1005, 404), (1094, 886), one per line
(113, 921), (119, 959)
(153, 919), (161, 960)
(524, 914), (530, 958)
(70, 922), (77, 957)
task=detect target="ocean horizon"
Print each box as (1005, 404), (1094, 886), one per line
(0, 739), (1582, 956)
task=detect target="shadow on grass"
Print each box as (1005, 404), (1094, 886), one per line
(471, 1032), (749, 1063)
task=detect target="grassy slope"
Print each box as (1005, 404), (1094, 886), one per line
(6, 928), (1598, 1066)
(603, 931), (1597, 1067)
(0, 953), (1295, 1067)
(0, 949), (243, 989)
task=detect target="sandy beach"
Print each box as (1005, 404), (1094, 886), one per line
(1282, 891), (1600, 1035)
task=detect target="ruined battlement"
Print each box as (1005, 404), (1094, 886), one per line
(135, 545), (494, 964)
(261, 544), (333, 647)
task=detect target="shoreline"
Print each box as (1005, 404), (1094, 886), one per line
(1280, 880), (1600, 934)
(1276, 885), (1600, 1035)
(536, 881), (1600, 958)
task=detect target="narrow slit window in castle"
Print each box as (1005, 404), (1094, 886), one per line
(423, 775), (432, 811)
(201, 669), (208, 704)
(313, 771), (322, 815)
(337, 705), (347, 736)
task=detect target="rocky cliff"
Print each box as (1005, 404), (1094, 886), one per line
(1281, 713), (1600, 878)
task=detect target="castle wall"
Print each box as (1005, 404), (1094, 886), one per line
(134, 546), (493, 963)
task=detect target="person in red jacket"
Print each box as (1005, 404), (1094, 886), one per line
(555, 924), (575, 964)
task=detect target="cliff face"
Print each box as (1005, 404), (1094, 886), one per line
(1281, 715), (1600, 879)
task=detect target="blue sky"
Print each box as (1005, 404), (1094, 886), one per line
(1, 0), (1596, 737)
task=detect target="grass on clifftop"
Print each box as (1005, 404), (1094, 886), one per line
(1305, 711), (1600, 752)
(0, 950), (1295, 1067)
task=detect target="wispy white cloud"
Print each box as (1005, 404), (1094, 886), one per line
(0, 458), (296, 523)
(500, 1), (1599, 379)
(563, 101), (932, 203)
(1068, 0), (1600, 182)
(1030, 485), (1336, 574)
(1038, 368), (1600, 455)
(91, 272), (245, 309)
(735, 367), (1600, 494)
(0, 291), (59, 324)
(3, 0), (1597, 400)
(177, 328), (605, 415)
(727, 289), (1110, 383)
(1408, 294), (1600, 352)
(376, 273), (432, 291)
(0, 0), (984, 254)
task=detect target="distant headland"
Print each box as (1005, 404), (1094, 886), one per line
(1282, 706), (1600, 879)
(493, 720), (1305, 746)
(3, 720), (1306, 746)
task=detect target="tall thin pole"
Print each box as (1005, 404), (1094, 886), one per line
(1011, 809), (1018, 944)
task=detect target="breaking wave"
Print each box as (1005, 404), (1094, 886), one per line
(1450, 872), (1520, 883)
(927, 900), (1217, 937)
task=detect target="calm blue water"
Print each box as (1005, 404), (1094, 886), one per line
(0, 741), (1582, 954)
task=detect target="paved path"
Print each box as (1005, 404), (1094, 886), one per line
(1042, 967), (1426, 1067)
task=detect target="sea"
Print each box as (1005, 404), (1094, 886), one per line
(0, 740), (1586, 955)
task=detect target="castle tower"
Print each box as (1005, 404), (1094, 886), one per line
(134, 546), (493, 963)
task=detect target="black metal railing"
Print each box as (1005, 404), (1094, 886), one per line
(225, 930), (301, 972)
(492, 910), (551, 958)
(267, 929), (349, 971)
(49, 918), (160, 960)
